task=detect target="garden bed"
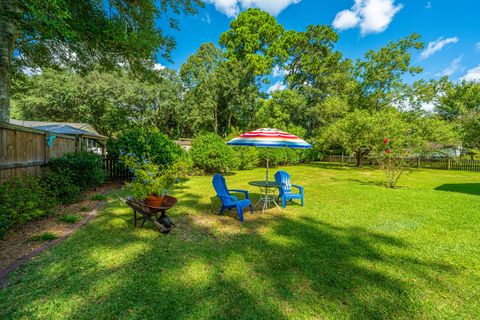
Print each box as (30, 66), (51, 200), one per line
(0, 182), (122, 272)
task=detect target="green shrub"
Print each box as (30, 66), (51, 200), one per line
(259, 148), (302, 166)
(48, 151), (106, 190)
(0, 176), (50, 238)
(29, 231), (59, 242)
(91, 194), (108, 201)
(190, 133), (239, 174)
(226, 131), (260, 170)
(41, 169), (81, 205)
(108, 127), (183, 166)
(59, 214), (82, 224)
(234, 146), (260, 170)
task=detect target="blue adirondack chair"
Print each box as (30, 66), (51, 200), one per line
(274, 170), (304, 208)
(212, 174), (253, 222)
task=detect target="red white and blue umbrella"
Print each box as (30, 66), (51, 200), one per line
(227, 128), (311, 182)
(227, 128), (312, 149)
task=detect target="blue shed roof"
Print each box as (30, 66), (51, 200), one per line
(34, 124), (92, 135)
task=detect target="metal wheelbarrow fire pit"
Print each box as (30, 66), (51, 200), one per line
(124, 195), (177, 233)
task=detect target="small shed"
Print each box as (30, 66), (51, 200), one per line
(10, 120), (108, 155)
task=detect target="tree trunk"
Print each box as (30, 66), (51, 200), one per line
(0, 0), (17, 123)
(355, 150), (363, 167)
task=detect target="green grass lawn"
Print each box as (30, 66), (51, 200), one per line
(1, 163), (480, 319)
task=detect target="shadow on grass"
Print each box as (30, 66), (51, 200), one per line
(330, 177), (386, 187)
(305, 162), (377, 171)
(434, 183), (480, 196)
(1, 191), (459, 319)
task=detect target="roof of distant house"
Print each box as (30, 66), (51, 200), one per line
(10, 120), (106, 139)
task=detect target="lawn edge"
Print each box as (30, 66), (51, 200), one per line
(0, 200), (108, 287)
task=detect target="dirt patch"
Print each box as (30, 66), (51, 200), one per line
(0, 181), (123, 271)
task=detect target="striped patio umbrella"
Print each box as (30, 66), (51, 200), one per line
(227, 128), (311, 182)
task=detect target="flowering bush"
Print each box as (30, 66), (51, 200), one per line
(375, 137), (415, 188)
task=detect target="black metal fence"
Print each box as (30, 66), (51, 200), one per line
(320, 155), (480, 173)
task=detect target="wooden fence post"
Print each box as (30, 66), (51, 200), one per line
(447, 157), (451, 170)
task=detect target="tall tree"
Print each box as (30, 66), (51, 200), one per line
(281, 25), (356, 135)
(0, 0), (202, 122)
(13, 68), (185, 137)
(219, 8), (284, 78)
(354, 33), (424, 112)
(435, 80), (480, 152)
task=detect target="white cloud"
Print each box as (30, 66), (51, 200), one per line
(438, 55), (463, 77)
(332, 0), (403, 35)
(267, 81), (286, 94)
(476, 42), (480, 51)
(420, 37), (459, 60)
(153, 63), (166, 71)
(207, 0), (300, 18)
(332, 9), (360, 30)
(461, 65), (480, 82)
(425, 1), (432, 9)
(272, 66), (288, 78)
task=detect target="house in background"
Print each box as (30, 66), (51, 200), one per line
(10, 120), (108, 155)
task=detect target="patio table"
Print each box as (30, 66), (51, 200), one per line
(248, 180), (281, 213)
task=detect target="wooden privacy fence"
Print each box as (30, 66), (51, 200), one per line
(0, 123), (77, 183)
(321, 155), (480, 173)
(0, 123), (134, 183)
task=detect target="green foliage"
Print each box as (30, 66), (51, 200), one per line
(11, 0), (203, 72)
(91, 194), (108, 201)
(355, 33), (424, 112)
(0, 176), (50, 237)
(122, 153), (189, 200)
(123, 156), (172, 200)
(108, 127), (183, 166)
(14, 69), (186, 137)
(436, 81), (480, 150)
(48, 151), (106, 191)
(59, 214), (82, 224)
(318, 109), (459, 167)
(259, 148), (302, 166)
(281, 25), (355, 133)
(0, 152), (104, 236)
(233, 147), (260, 170)
(29, 232), (59, 242)
(190, 133), (238, 173)
(41, 169), (81, 205)
(219, 8), (285, 77)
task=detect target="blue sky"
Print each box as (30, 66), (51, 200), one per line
(157, 0), (480, 88)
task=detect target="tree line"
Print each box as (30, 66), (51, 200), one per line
(8, 8), (480, 162)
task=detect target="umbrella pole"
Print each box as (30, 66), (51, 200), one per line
(266, 148), (269, 183)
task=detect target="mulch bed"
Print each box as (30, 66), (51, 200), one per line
(0, 181), (123, 283)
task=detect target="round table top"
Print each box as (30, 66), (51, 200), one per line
(249, 180), (278, 188)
